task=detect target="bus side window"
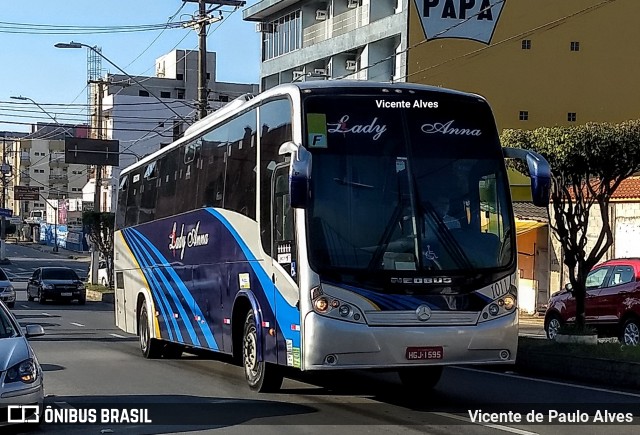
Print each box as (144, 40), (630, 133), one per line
(259, 98), (293, 256)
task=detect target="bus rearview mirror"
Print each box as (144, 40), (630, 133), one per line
(279, 142), (312, 209)
(503, 147), (551, 207)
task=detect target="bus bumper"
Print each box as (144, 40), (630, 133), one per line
(302, 311), (518, 370)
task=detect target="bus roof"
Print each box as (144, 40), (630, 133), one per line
(119, 81), (486, 177)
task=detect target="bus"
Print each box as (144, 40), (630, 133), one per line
(113, 81), (550, 392)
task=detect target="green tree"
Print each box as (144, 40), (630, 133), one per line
(501, 120), (640, 330)
(83, 211), (114, 286)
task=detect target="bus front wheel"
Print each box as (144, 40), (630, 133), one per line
(139, 304), (162, 359)
(398, 366), (443, 391)
(243, 311), (283, 392)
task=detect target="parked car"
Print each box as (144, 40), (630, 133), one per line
(0, 269), (15, 309)
(0, 300), (45, 425)
(544, 258), (640, 345)
(26, 267), (86, 305)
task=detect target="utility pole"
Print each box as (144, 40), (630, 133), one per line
(91, 79), (106, 213)
(0, 137), (11, 264)
(184, 0), (245, 120)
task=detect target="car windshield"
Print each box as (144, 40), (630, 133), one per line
(42, 269), (79, 280)
(0, 269), (8, 281)
(0, 307), (18, 339)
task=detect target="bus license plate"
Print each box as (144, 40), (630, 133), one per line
(406, 346), (443, 360)
(61, 292), (73, 297)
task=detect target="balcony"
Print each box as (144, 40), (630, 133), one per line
(19, 171), (31, 182)
(49, 152), (67, 167)
(48, 174), (69, 184)
(19, 152), (30, 166)
(47, 191), (67, 200)
(303, 6), (370, 48)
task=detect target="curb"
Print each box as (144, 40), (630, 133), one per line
(516, 345), (640, 390)
(86, 289), (115, 304)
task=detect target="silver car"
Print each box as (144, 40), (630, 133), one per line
(0, 301), (45, 425)
(0, 269), (15, 309)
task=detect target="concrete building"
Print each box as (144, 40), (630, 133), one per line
(243, 0), (640, 311)
(94, 49), (259, 212)
(243, 0), (406, 89)
(2, 124), (89, 224)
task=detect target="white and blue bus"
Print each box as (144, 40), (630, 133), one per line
(114, 81), (550, 392)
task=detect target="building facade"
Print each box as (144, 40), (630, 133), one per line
(93, 49), (259, 212)
(3, 125), (89, 223)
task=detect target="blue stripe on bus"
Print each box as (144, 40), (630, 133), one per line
(126, 229), (202, 347)
(122, 229), (180, 342)
(204, 208), (300, 348)
(130, 228), (219, 350)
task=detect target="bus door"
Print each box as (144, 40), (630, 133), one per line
(270, 164), (299, 365)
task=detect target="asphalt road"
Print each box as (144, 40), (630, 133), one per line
(2, 243), (90, 282)
(4, 244), (639, 434)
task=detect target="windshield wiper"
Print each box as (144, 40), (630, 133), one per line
(333, 178), (374, 189)
(421, 202), (474, 271)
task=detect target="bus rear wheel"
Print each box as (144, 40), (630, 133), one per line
(398, 366), (443, 391)
(243, 311), (283, 392)
(139, 304), (162, 359)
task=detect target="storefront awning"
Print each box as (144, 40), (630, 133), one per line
(515, 219), (547, 235)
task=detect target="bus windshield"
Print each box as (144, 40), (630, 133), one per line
(304, 93), (513, 276)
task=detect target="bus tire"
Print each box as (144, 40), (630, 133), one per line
(139, 304), (162, 359)
(243, 311), (283, 392)
(398, 366), (443, 391)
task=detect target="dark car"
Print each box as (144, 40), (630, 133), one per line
(26, 267), (86, 304)
(544, 258), (640, 345)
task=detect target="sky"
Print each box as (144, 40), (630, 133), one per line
(0, 0), (261, 134)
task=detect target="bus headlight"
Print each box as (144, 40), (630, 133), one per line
(314, 297), (329, 313)
(502, 295), (516, 310)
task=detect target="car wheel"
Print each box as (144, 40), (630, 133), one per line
(78, 296), (86, 305)
(7, 302), (15, 308)
(243, 311), (283, 392)
(38, 289), (46, 305)
(398, 366), (443, 392)
(545, 314), (562, 340)
(27, 289), (34, 302)
(619, 317), (640, 346)
(139, 303), (162, 358)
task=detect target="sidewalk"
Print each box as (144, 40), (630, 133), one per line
(9, 240), (91, 260)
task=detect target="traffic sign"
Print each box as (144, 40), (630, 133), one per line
(14, 186), (40, 201)
(65, 138), (120, 166)
(0, 208), (13, 217)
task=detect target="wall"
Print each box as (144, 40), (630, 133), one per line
(407, 0), (640, 130)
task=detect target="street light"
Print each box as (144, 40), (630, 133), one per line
(10, 95), (72, 136)
(54, 41), (189, 124)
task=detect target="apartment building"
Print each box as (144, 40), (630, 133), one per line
(4, 124), (89, 223)
(244, 0), (406, 89)
(94, 49), (259, 212)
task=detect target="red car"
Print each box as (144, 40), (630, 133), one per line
(544, 258), (640, 345)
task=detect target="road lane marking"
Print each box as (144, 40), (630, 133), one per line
(431, 412), (538, 435)
(20, 304), (29, 309)
(42, 312), (53, 317)
(70, 322), (85, 327)
(109, 333), (127, 338)
(455, 366), (640, 398)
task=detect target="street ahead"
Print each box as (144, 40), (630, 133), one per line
(3, 245), (640, 434)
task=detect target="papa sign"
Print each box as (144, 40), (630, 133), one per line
(414, 0), (506, 44)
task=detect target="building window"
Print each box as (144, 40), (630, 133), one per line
(160, 91), (171, 98)
(521, 40), (531, 50)
(219, 95), (229, 103)
(568, 112), (577, 122)
(176, 73), (184, 80)
(206, 73), (210, 80)
(519, 111), (529, 121)
(139, 90), (150, 97)
(570, 41), (580, 51)
(262, 10), (302, 61)
(177, 89), (185, 99)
